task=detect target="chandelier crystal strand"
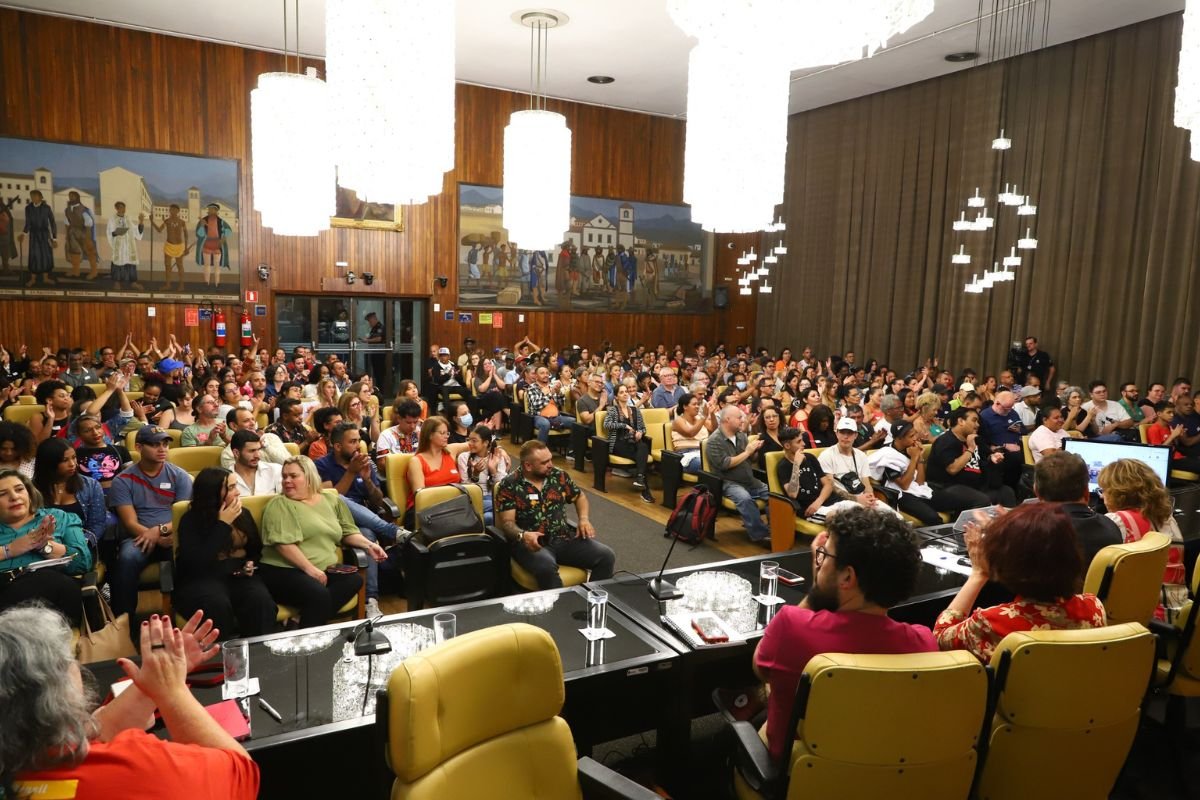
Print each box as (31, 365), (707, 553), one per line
(326, 0), (455, 206)
(1176, 1), (1200, 159)
(251, 72), (335, 236)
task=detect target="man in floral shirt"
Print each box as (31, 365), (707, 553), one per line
(495, 440), (614, 589)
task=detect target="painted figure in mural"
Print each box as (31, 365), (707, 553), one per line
(568, 244), (581, 298)
(482, 243), (494, 288)
(529, 249), (547, 306)
(107, 200), (145, 291)
(642, 248), (659, 305)
(195, 203), (232, 287)
(0, 197), (17, 272)
(18, 190), (56, 287)
(466, 242), (482, 287)
(591, 246), (604, 293)
(63, 191), (100, 280)
(605, 247), (618, 295)
(153, 203), (191, 291)
(497, 243), (511, 282)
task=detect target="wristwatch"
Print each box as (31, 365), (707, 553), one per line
(41, 541), (54, 556)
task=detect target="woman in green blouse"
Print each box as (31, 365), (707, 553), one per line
(257, 456), (386, 628)
(0, 469), (92, 624)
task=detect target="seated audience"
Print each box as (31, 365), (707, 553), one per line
(867, 421), (941, 526)
(925, 407), (1016, 509)
(219, 407), (288, 469)
(181, 395), (227, 447)
(1117, 382), (1148, 425)
(302, 406), (342, 461)
(30, 380), (74, 443)
(573, 371), (607, 428)
(1097, 458), (1185, 586)
(1012, 385), (1042, 431)
(447, 400), (473, 445)
(650, 367), (684, 409)
(392, 380), (429, 423)
(1, 608), (259, 799)
(1147, 402), (1200, 473)
(872, 394), (905, 446)
(0, 470), (92, 623)
(1032, 451), (1120, 566)
(34, 438), (107, 547)
(753, 507), (935, 761)
(258, 456), (384, 627)
(263, 397), (311, 447)
(108, 426), (193, 618)
(602, 383), (654, 503)
(496, 441), (615, 589)
(375, 398), (422, 466)
(1028, 405), (1069, 463)
(934, 503), (1106, 663)
(671, 391), (715, 474)
(456, 424), (510, 525)
(159, 386), (197, 431)
(526, 365), (575, 444)
(229, 430), (282, 496)
(472, 358), (508, 430)
(1171, 392), (1200, 460)
(176, 467), (276, 637)
(1082, 380), (1136, 442)
(406, 415), (463, 523)
(753, 406), (785, 470)
(72, 413), (132, 489)
(0, 420), (36, 478)
(338, 387), (380, 454)
(978, 390), (1024, 490)
(911, 392), (944, 441)
(1061, 385), (1094, 435)
(819, 417), (887, 511)
(706, 406), (771, 545)
(806, 404), (836, 448)
(776, 426), (837, 519)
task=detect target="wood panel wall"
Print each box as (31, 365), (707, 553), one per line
(0, 9), (754, 365)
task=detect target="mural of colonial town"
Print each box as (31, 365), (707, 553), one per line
(0, 136), (240, 303)
(457, 183), (711, 313)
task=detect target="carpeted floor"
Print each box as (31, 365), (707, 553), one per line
(573, 487), (729, 575)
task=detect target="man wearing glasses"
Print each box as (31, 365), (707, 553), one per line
(752, 506), (935, 763)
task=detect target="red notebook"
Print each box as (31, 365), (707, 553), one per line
(205, 699), (251, 741)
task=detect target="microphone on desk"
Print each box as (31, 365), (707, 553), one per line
(648, 532), (685, 601)
(348, 616), (392, 657)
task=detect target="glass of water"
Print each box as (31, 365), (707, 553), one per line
(760, 561), (780, 600)
(222, 640), (250, 698)
(433, 613), (456, 644)
(587, 589), (609, 632)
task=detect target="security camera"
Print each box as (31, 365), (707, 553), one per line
(436, 276), (449, 289)
(256, 263), (271, 281)
(346, 271), (357, 285)
(362, 272), (375, 286)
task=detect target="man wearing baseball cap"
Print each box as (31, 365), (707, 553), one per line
(108, 426), (193, 618)
(1012, 385), (1042, 432)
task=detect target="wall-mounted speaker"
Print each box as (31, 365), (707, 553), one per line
(713, 286), (730, 309)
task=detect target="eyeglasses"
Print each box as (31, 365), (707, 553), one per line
(814, 545), (838, 568)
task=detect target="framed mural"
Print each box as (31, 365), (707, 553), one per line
(457, 183), (711, 314)
(0, 136), (239, 302)
(333, 179), (404, 231)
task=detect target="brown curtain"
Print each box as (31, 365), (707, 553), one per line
(759, 13), (1200, 390)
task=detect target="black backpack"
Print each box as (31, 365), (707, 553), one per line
(665, 485), (718, 545)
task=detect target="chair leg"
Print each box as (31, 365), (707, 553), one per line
(591, 438), (609, 492)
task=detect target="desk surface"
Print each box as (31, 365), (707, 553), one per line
(590, 548), (966, 656)
(89, 585), (677, 751)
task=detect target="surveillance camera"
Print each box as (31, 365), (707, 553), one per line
(346, 271), (357, 285)
(256, 263), (271, 281)
(363, 272), (375, 286)
(436, 276), (449, 289)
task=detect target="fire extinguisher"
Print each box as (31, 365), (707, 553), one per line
(240, 309), (253, 349)
(214, 308), (227, 348)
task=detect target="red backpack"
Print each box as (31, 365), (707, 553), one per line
(665, 485), (718, 545)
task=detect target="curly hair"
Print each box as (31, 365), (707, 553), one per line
(1097, 458), (1174, 529)
(826, 506), (922, 608)
(983, 503), (1083, 600)
(0, 421), (35, 461)
(0, 605), (97, 791)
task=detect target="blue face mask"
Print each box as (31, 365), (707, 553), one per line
(735, 381), (748, 390)
(458, 413), (474, 427)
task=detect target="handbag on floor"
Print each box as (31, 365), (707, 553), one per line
(416, 484), (483, 543)
(77, 591), (137, 664)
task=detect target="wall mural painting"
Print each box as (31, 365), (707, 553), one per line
(457, 183), (711, 314)
(0, 136), (240, 303)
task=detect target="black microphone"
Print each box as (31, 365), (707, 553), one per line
(348, 617), (392, 657)
(648, 532), (684, 600)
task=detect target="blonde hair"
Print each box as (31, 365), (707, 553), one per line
(916, 392), (942, 416)
(281, 455), (322, 497)
(316, 378), (339, 405)
(1097, 458), (1173, 529)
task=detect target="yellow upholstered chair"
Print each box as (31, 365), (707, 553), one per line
(589, 413), (637, 492)
(729, 651), (987, 800)
(378, 623), (659, 800)
(489, 484), (587, 591)
(976, 623), (1154, 800)
(84, 382), (106, 396)
(282, 441), (300, 456)
(1153, 565), (1200, 696)
(404, 483), (506, 609)
(1082, 531), (1171, 626)
(701, 435), (767, 518)
(763, 450), (824, 553)
(2, 404), (42, 426)
(16, 395), (35, 405)
(126, 428), (183, 463)
(658, 422), (701, 509)
(641, 407), (670, 427)
(167, 445), (224, 477)
(1021, 435), (1033, 466)
(385, 452), (414, 512)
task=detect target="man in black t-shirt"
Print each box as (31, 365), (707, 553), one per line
(775, 427), (835, 519)
(926, 408), (1016, 510)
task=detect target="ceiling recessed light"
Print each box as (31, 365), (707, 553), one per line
(944, 51), (978, 63)
(587, 75), (615, 84)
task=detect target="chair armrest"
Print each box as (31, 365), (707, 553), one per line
(697, 469), (723, 496)
(343, 545), (370, 569)
(728, 720), (782, 794)
(577, 756), (662, 800)
(405, 538), (430, 555)
(380, 497), (401, 520)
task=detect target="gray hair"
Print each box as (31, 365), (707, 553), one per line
(0, 606), (96, 785)
(1065, 385), (1085, 402)
(879, 395), (902, 412)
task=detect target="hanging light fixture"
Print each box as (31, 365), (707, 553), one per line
(967, 188), (986, 208)
(1002, 246), (1022, 267)
(951, 244), (971, 265)
(1017, 196), (1037, 216)
(326, 0), (456, 206)
(502, 11), (572, 251)
(1018, 227), (1038, 249)
(250, 1), (334, 236)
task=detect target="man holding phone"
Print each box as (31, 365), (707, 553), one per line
(978, 391), (1025, 491)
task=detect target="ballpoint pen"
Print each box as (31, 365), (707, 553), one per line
(258, 697), (283, 723)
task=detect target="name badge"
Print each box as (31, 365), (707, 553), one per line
(159, 482), (171, 490)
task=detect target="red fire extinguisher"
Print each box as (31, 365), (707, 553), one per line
(240, 309), (253, 349)
(214, 308), (227, 348)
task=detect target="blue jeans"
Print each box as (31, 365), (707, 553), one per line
(533, 414), (576, 443)
(341, 498), (399, 601)
(111, 538), (170, 618)
(481, 491), (494, 527)
(723, 481), (770, 542)
(1089, 433), (1125, 443)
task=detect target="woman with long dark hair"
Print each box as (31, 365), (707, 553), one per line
(176, 467), (277, 637)
(33, 438), (106, 549)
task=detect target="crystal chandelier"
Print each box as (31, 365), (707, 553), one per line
(250, 2), (334, 236)
(502, 12), (572, 251)
(1176, 1), (1200, 159)
(668, 0), (932, 233)
(326, 0), (456, 206)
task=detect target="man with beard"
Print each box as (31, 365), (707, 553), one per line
(752, 506), (935, 762)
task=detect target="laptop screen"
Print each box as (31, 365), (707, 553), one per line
(1062, 439), (1172, 493)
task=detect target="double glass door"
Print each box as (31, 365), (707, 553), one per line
(275, 296), (424, 396)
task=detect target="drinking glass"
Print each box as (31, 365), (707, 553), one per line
(222, 640), (250, 698)
(759, 561), (780, 600)
(433, 613), (456, 644)
(587, 589), (609, 632)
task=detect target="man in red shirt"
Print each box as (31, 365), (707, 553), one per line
(753, 506), (936, 761)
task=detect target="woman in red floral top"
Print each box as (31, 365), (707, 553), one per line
(934, 503), (1106, 663)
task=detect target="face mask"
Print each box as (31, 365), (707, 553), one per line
(735, 381), (748, 390)
(458, 413), (474, 427)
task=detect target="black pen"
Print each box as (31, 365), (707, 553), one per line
(257, 697), (283, 723)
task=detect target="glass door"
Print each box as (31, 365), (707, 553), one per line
(274, 296), (425, 397)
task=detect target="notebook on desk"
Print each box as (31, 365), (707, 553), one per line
(205, 699), (251, 741)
